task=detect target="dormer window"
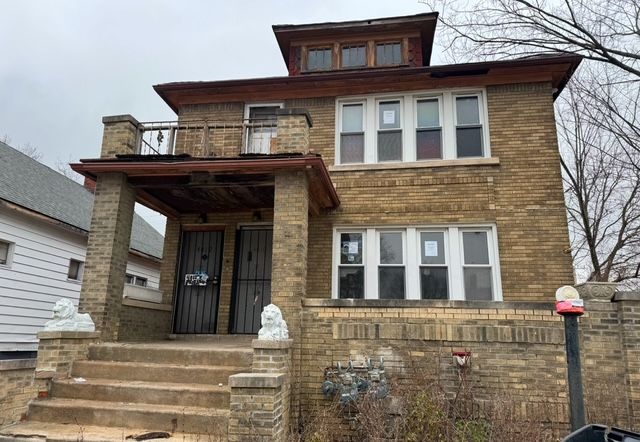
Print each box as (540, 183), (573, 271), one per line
(341, 44), (367, 68)
(376, 42), (402, 66)
(307, 47), (332, 71)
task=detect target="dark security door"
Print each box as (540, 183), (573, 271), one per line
(173, 230), (224, 334)
(231, 227), (273, 334)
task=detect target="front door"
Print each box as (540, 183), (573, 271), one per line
(173, 230), (224, 334)
(230, 227), (273, 334)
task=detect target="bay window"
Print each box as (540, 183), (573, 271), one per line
(333, 226), (501, 301)
(335, 89), (490, 165)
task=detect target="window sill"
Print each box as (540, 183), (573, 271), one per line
(122, 297), (172, 311)
(329, 157), (500, 172)
(303, 298), (553, 310)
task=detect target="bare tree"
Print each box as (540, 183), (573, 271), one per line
(558, 74), (640, 286)
(423, 0), (640, 77)
(1, 133), (44, 161)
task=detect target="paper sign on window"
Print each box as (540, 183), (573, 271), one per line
(424, 241), (439, 257)
(185, 271), (209, 286)
(383, 110), (395, 125)
(347, 242), (359, 254)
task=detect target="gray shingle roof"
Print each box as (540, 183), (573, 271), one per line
(0, 141), (163, 259)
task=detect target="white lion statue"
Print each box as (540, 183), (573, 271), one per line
(258, 304), (289, 340)
(43, 298), (95, 332)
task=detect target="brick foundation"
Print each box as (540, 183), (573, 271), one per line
(0, 359), (37, 426)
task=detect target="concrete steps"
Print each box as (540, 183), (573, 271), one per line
(0, 338), (253, 440)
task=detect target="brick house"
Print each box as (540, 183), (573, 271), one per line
(3, 12), (640, 440)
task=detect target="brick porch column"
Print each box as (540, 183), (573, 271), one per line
(270, 110), (311, 429)
(78, 115), (139, 340)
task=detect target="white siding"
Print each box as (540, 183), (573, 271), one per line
(0, 208), (161, 352)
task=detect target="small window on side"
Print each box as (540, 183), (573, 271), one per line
(376, 42), (402, 65)
(0, 240), (12, 266)
(135, 277), (148, 287)
(125, 274), (135, 285)
(307, 47), (332, 71)
(67, 259), (84, 281)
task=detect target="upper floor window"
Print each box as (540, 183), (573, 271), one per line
(333, 226), (501, 301)
(376, 42), (402, 66)
(455, 95), (485, 157)
(342, 44), (367, 68)
(335, 89), (490, 165)
(339, 103), (365, 164)
(307, 47), (332, 71)
(0, 240), (12, 266)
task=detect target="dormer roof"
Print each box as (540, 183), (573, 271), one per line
(272, 12), (439, 69)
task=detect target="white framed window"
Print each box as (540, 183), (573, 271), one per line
(126, 273), (148, 288)
(243, 103), (283, 154)
(338, 102), (366, 164)
(454, 94), (485, 157)
(335, 89), (490, 165)
(376, 99), (403, 162)
(377, 231), (406, 299)
(67, 259), (84, 282)
(336, 231), (366, 299)
(415, 97), (443, 160)
(332, 225), (502, 301)
(0, 240), (14, 267)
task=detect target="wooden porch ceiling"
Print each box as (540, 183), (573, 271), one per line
(70, 154), (340, 218)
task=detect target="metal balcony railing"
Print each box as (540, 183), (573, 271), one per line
(135, 119), (277, 156)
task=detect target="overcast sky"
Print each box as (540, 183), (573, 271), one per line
(0, 0), (439, 233)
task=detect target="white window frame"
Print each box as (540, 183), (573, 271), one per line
(453, 92), (488, 158)
(0, 239), (14, 268)
(243, 102), (283, 154)
(336, 100), (367, 165)
(414, 95), (444, 161)
(375, 98), (404, 162)
(376, 230), (407, 299)
(332, 225), (502, 301)
(126, 273), (148, 288)
(414, 229), (450, 300)
(335, 88), (491, 165)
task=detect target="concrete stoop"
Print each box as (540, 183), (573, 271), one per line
(0, 338), (254, 441)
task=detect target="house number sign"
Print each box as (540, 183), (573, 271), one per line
(185, 271), (209, 286)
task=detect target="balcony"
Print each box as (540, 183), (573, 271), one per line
(136, 119), (279, 157)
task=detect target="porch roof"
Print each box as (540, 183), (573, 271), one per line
(70, 153), (340, 218)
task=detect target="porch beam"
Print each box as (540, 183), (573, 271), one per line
(135, 189), (180, 219)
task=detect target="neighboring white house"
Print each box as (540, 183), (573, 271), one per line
(0, 141), (164, 355)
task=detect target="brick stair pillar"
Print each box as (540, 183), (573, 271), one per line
(78, 115), (139, 341)
(270, 109), (312, 431)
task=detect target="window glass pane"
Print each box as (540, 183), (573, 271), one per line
(456, 127), (483, 157)
(308, 48), (331, 70)
(420, 267), (448, 299)
(340, 233), (363, 264)
(0, 242), (8, 265)
(420, 232), (445, 265)
(464, 267), (493, 300)
(68, 260), (82, 280)
(416, 129), (442, 160)
(463, 231), (490, 264)
(380, 232), (402, 264)
(342, 45), (366, 67)
(375, 42), (401, 65)
(379, 267), (405, 299)
(340, 134), (364, 163)
(339, 267), (364, 299)
(377, 131), (402, 161)
(126, 274), (134, 284)
(417, 99), (439, 128)
(135, 277), (148, 287)
(456, 96), (480, 125)
(378, 101), (400, 129)
(342, 104), (363, 132)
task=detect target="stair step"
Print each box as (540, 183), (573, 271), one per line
(0, 422), (216, 442)
(88, 342), (253, 367)
(72, 360), (246, 385)
(51, 378), (230, 409)
(27, 398), (228, 436)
